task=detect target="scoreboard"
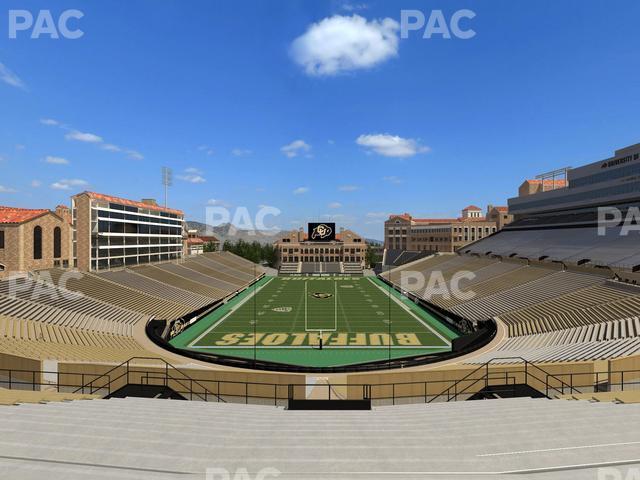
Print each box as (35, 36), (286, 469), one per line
(308, 223), (336, 242)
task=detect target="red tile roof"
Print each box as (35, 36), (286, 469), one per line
(462, 205), (482, 211)
(187, 237), (204, 245)
(0, 206), (50, 224)
(78, 191), (183, 216)
(494, 206), (509, 212)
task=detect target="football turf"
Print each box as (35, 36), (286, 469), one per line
(170, 276), (460, 367)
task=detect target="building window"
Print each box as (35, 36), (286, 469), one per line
(0, 230), (4, 249)
(53, 227), (62, 259)
(33, 226), (42, 260)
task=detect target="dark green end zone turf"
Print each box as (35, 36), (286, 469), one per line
(170, 276), (460, 368)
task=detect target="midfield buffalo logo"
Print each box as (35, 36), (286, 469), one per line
(311, 292), (333, 299)
(311, 223), (332, 240)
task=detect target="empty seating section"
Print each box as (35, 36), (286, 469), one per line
(464, 226), (640, 268)
(380, 254), (456, 284)
(342, 262), (364, 275)
(0, 277), (144, 335)
(450, 270), (605, 321)
(279, 262), (300, 274)
(0, 251), (262, 364)
(499, 282), (640, 336)
(97, 270), (214, 310)
(38, 268), (189, 321)
(0, 314), (152, 362)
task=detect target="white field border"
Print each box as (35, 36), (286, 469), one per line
(188, 277), (275, 347)
(367, 277), (451, 347)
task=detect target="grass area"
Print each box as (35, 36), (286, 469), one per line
(170, 276), (460, 368)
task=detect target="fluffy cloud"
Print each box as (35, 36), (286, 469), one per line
(197, 145), (215, 156)
(50, 179), (88, 190)
(126, 150), (144, 160)
(65, 130), (104, 143)
(339, 185), (359, 192)
(357, 134), (430, 158)
(281, 140), (311, 158)
(44, 156), (69, 165)
(30, 180), (42, 188)
(177, 167), (206, 184)
(328, 202), (342, 209)
(0, 185), (17, 193)
(40, 118), (59, 126)
(0, 62), (25, 89)
(290, 15), (399, 76)
(293, 186), (309, 195)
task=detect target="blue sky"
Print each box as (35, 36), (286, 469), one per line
(1, 0), (639, 239)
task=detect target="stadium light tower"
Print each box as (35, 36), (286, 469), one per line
(162, 166), (173, 208)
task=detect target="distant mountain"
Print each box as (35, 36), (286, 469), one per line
(186, 221), (280, 245)
(366, 238), (384, 246)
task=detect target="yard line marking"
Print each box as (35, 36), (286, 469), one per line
(478, 440), (640, 457)
(188, 277), (274, 347)
(367, 278), (451, 346)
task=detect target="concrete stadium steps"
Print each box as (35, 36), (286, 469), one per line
(450, 270), (605, 322)
(278, 262), (301, 274)
(342, 262), (363, 275)
(208, 251), (263, 276)
(97, 269), (215, 310)
(1, 397), (640, 479)
(38, 268), (189, 321)
(0, 388), (98, 405)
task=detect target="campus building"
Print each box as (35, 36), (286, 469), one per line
(0, 205), (73, 278)
(508, 142), (640, 219)
(384, 205), (512, 253)
(275, 224), (366, 266)
(71, 192), (185, 271)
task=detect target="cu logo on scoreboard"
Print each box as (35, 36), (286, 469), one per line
(311, 223), (333, 240)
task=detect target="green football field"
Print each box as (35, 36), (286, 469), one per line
(170, 276), (460, 368)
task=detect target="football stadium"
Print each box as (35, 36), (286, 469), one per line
(2, 2), (640, 479)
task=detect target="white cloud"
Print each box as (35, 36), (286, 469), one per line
(65, 130), (103, 143)
(0, 62), (26, 89)
(30, 180), (42, 188)
(44, 156), (70, 165)
(0, 185), (17, 193)
(126, 150), (144, 160)
(40, 118), (59, 126)
(50, 179), (89, 190)
(290, 15), (399, 76)
(366, 212), (389, 218)
(328, 202), (342, 209)
(231, 148), (252, 157)
(293, 186), (309, 195)
(383, 175), (403, 184)
(15, 144), (25, 151)
(339, 185), (359, 192)
(281, 140), (311, 158)
(101, 144), (121, 152)
(178, 167), (206, 184)
(356, 134), (430, 158)
(322, 213), (346, 221)
(197, 145), (215, 156)
(207, 199), (232, 208)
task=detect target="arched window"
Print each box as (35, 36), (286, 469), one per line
(53, 227), (62, 259)
(33, 226), (42, 260)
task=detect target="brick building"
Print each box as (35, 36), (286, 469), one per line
(0, 206), (73, 278)
(384, 205), (512, 253)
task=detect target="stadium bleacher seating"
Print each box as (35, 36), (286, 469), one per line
(1, 397), (639, 478)
(279, 262), (301, 274)
(342, 262), (364, 275)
